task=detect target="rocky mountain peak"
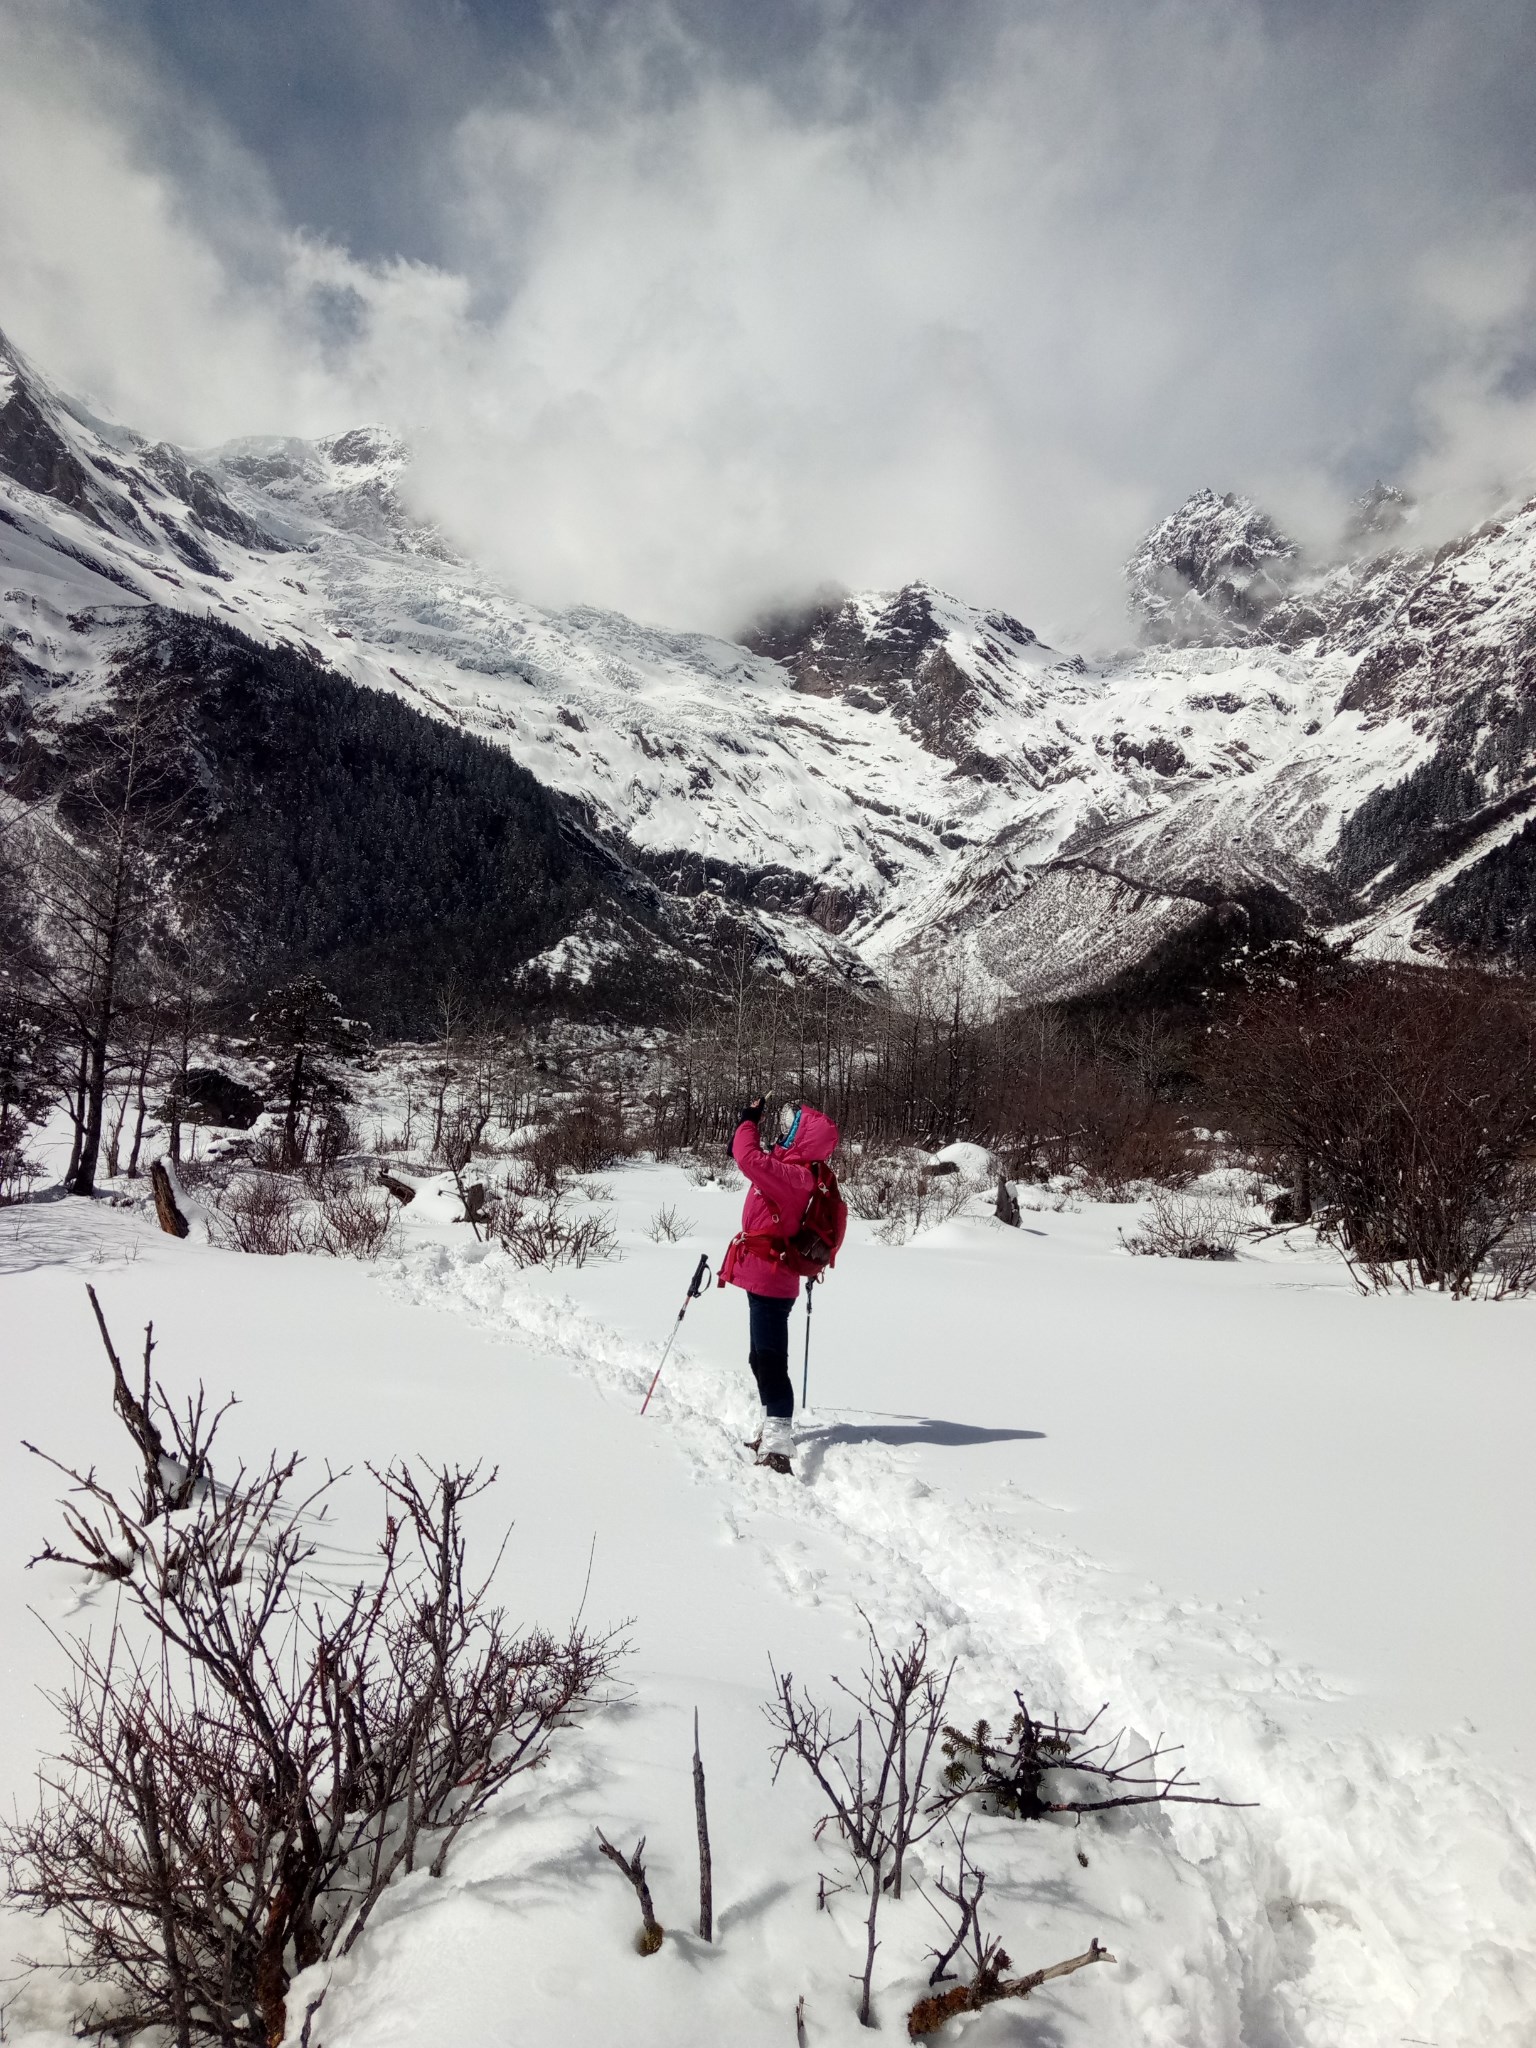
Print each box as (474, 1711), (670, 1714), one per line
(742, 580), (1050, 779)
(208, 424), (419, 549)
(1344, 480), (1414, 551)
(0, 325), (281, 569)
(1126, 488), (1302, 648)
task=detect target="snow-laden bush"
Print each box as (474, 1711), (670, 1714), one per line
(840, 1148), (981, 1244)
(1120, 1186), (1251, 1260)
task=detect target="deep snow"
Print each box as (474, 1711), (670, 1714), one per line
(2, 1168), (1534, 2046)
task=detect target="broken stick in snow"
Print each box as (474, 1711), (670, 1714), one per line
(906, 1938), (1115, 2037)
(596, 1829), (664, 1955)
(694, 1709), (713, 1942)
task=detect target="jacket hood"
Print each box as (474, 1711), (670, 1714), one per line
(778, 1103), (839, 1164)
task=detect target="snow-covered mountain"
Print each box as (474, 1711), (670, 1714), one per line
(6, 322), (1536, 1007)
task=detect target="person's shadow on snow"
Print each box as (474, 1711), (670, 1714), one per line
(794, 1412), (1043, 1479)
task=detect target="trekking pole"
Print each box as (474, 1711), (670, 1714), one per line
(640, 1252), (712, 1415)
(801, 1277), (816, 1410)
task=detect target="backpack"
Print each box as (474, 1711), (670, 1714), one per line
(779, 1160), (847, 1278)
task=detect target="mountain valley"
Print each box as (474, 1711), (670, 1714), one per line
(6, 324), (1536, 1018)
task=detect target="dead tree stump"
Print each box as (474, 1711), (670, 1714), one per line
(150, 1160), (189, 1239)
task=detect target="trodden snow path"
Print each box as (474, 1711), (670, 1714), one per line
(3, 1166), (1535, 2046)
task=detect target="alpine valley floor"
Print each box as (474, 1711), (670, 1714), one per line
(2, 1167), (1534, 2047)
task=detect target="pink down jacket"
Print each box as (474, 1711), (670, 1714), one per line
(721, 1105), (841, 1299)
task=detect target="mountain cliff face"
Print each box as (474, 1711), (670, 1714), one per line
(5, 321), (1536, 1016)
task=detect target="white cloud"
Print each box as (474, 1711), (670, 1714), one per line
(3, 0), (1536, 641)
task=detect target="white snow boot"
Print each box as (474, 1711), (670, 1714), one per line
(757, 1414), (795, 1474)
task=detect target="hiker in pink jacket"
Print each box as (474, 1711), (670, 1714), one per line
(720, 1097), (843, 1470)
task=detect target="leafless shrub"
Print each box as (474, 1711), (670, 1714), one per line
(247, 1124), (292, 1172)
(907, 1818), (1114, 2037)
(494, 1185), (619, 1269)
(693, 1710), (713, 1943)
(768, 1622), (954, 2028)
(936, 1692), (1251, 1825)
(308, 1176), (400, 1261)
(1069, 1069), (1193, 1197)
(1483, 1205), (1536, 1298)
(518, 1091), (630, 1189)
(211, 1170), (399, 1261)
(1207, 965), (1536, 1294)
(1120, 1186), (1250, 1260)
(645, 1203), (696, 1243)
(5, 1293), (618, 2046)
(841, 1152), (977, 1245)
(209, 1173), (306, 1256)
(1, 1109), (43, 1204)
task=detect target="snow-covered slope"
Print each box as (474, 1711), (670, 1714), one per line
(7, 322), (1536, 1001)
(4, 1164), (1534, 2047)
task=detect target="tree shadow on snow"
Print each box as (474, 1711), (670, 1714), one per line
(716, 1876), (796, 1936)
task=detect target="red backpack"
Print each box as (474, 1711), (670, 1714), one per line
(774, 1161), (848, 1278)
(730, 1160), (848, 1281)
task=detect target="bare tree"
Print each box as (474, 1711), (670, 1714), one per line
(1207, 964), (1536, 1293)
(25, 682), (188, 1196)
(768, 1622), (954, 2028)
(5, 1290), (618, 2045)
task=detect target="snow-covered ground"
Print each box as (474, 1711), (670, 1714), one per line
(3, 1168), (1534, 2046)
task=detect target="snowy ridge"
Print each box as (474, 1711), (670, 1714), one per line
(7, 322), (1536, 991)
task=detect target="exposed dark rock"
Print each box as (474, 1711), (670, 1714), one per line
(327, 427), (398, 467)
(172, 1067), (265, 1129)
(141, 442), (281, 551)
(0, 380), (108, 527)
(1113, 734), (1188, 777)
(1345, 481), (1414, 549)
(155, 515), (223, 578)
(742, 582), (1041, 778)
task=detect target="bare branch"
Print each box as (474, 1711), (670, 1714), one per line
(907, 1937), (1116, 2037)
(936, 1689), (1255, 1823)
(596, 1829), (664, 1955)
(693, 1709), (713, 1943)
(767, 1620), (953, 2027)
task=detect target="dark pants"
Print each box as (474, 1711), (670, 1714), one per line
(747, 1292), (795, 1419)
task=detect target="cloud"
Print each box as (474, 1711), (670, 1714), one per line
(3, 0), (1536, 642)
